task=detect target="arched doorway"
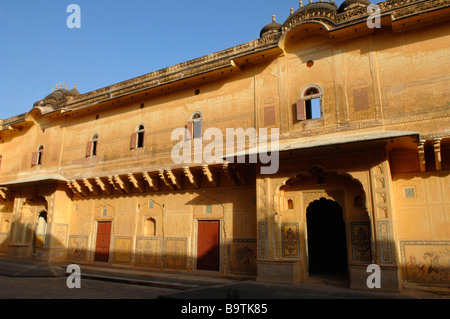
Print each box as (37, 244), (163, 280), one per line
(306, 198), (348, 278)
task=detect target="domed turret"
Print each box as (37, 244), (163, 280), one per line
(298, 0), (339, 13)
(33, 83), (81, 110)
(282, 0), (339, 31)
(338, 0), (371, 13)
(260, 15), (282, 38)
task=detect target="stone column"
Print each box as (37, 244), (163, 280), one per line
(368, 159), (400, 292)
(256, 176), (301, 284)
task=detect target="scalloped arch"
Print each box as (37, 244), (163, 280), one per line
(275, 164), (367, 208)
(279, 20), (333, 50)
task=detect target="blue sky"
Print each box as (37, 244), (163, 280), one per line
(0, 0), (382, 120)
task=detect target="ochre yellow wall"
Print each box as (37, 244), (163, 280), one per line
(392, 173), (450, 287)
(66, 186), (256, 275)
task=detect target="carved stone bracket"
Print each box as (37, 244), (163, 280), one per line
(418, 140), (426, 172)
(434, 138), (442, 171)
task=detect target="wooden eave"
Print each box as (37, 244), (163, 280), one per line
(63, 162), (255, 198)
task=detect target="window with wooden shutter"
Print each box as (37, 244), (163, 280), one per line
(308, 98), (322, 119)
(130, 132), (138, 150)
(187, 112), (203, 140)
(37, 145), (44, 165)
(296, 99), (306, 121)
(92, 140), (98, 156)
(134, 125), (145, 149)
(193, 120), (202, 139)
(186, 121), (193, 140)
(31, 152), (39, 166)
(86, 141), (93, 157)
(137, 131), (144, 148)
(91, 134), (99, 156)
(297, 85), (323, 121)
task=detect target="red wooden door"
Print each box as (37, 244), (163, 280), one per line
(95, 221), (112, 262)
(197, 221), (220, 271)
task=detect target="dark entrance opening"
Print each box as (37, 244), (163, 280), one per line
(306, 198), (348, 278)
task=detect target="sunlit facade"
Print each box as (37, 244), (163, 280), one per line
(0, 0), (449, 295)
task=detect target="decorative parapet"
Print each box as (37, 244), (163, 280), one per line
(65, 33), (281, 112)
(283, 6), (337, 32)
(1, 0), (449, 127)
(387, 0), (450, 20)
(379, 0), (425, 11)
(291, 0), (450, 28)
(0, 30), (280, 127)
(1, 113), (27, 130)
(335, 6), (368, 24)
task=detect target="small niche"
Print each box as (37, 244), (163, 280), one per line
(287, 199), (294, 210)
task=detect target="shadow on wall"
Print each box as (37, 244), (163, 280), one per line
(0, 219), (449, 291)
(0, 217), (258, 279)
(0, 219), (68, 262)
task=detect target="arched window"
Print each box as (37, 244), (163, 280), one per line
(296, 85), (323, 121)
(186, 112), (203, 140)
(32, 145), (44, 166)
(86, 133), (99, 157)
(37, 145), (44, 165)
(131, 124), (145, 149)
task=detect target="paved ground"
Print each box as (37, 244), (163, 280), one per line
(0, 256), (445, 301)
(0, 275), (177, 299)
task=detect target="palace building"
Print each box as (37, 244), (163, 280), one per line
(0, 0), (449, 294)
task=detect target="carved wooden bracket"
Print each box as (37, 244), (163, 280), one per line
(83, 178), (100, 196)
(108, 176), (123, 194)
(183, 167), (200, 188)
(434, 138), (442, 171)
(202, 164), (218, 187)
(418, 140), (426, 172)
(95, 177), (112, 195)
(114, 175), (131, 194)
(0, 187), (12, 201)
(71, 180), (87, 197)
(159, 170), (175, 190)
(222, 163), (239, 186)
(143, 172), (160, 191)
(166, 169), (183, 190)
(128, 173), (144, 193)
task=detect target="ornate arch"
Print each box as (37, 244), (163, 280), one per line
(302, 190), (345, 213)
(137, 198), (165, 237)
(275, 164), (369, 212)
(94, 201), (115, 217)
